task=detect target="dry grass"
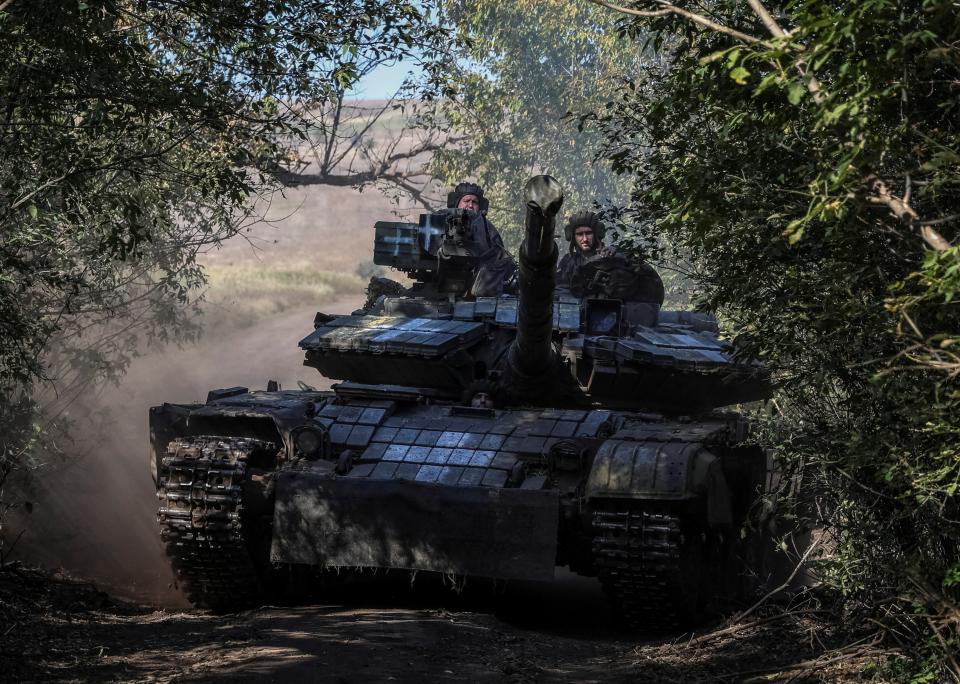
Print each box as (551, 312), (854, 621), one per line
(202, 260), (366, 328)
(194, 181), (416, 330)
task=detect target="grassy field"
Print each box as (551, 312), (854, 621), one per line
(197, 181), (419, 327)
(203, 262), (367, 328)
(194, 94), (433, 330)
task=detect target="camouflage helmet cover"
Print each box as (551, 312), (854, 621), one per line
(447, 182), (490, 213)
(563, 210), (606, 242)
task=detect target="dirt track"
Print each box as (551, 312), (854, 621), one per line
(0, 288), (884, 682)
(1, 564), (882, 683)
(0, 184), (885, 682)
(6, 294), (364, 608)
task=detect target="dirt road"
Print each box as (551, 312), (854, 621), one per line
(1, 564), (878, 683)
(6, 294), (364, 607)
(1, 182), (883, 682)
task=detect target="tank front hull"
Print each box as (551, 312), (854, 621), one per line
(271, 471), (559, 581)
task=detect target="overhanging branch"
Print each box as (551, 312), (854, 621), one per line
(588, 0), (768, 45)
(865, 175), (952, 251)
(589, 0), (826, 103)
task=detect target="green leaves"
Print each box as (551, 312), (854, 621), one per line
(428, 0), (642, 245)
(588, 0), (960, 671)
(786, 82), (806, 105)
(0, 0), (449, 458)
(728, 66), (750, 85)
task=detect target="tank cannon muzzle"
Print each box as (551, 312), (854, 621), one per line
(521, 175), (565, 263)
(508, 175), (564, 382)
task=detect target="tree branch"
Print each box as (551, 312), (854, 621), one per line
(590, 0), (828, 103)
(321, 89), (345, 174)
(589, 0), (768, 45)
(745, 0), (786, 37)
(735, 538), (821, 623)
(274, 139), (451, 189)
(865, 175), (952, 251)
(387, 175), (440, 211)
(744, 0), (824, 103)
(916, 212), (960, 227)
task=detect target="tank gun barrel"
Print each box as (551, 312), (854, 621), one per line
(508, 175), (564, 380)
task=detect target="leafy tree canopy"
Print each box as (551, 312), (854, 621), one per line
(425, 0), (648, 244)
(0, 0), (447, 472)
(586, 0), (959, 672)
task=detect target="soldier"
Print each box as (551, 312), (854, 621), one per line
(359, 182), (515, 312)
(440, 182), (507, 259)
(556, 210), (618, 286)
(439, 181), (516, 297)
(557, 210), (664, 315)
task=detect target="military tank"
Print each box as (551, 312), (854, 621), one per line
(150, 176), (770, 629)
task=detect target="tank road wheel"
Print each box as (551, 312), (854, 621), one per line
(157, 436), (277, 611)
(592, 505), (710, 631)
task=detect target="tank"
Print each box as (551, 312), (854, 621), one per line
(150, 176), (771, 629)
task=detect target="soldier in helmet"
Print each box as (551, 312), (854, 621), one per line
(441, 182), (506, 258)
(439, 181), (516, 297)
(450, 182), (486, 213)
(558, 210), (665, 319)
(359, 182), (515, 312)
(556, 210), (618, 286)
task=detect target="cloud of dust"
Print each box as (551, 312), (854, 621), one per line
(1, 182), (389, 608)
(4, 385), (190, 608)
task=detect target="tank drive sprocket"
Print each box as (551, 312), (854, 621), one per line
(157, 436), (275, 611)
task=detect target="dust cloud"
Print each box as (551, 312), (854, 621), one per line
(6, 298), (363, 607)
(2, 182), (401, 607)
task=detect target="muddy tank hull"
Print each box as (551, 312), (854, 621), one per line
(271, 471), (559, 580)
(151, 388), (768, 627)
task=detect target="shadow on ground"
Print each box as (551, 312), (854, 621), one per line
(0, 566), (882, 683)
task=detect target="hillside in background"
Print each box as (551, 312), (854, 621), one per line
(201, 183), (412, 327)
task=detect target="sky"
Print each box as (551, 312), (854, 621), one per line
(349, 59), (423, 99)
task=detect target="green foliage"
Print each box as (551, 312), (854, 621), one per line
(0, 1), (446, 473)
(588, 0), (960, 674)
(426, 0), (647, 245)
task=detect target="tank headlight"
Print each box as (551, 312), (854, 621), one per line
(294, 428), (326, 460)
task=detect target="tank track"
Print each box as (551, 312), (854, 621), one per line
(157, 436), (274, 611)
(592, 507), (701, 631)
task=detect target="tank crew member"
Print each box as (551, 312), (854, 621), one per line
(558, 210), (664, 320)
(556, 210), (618, 286)
(440, 182), (507, 258)
(440, 181), (516, 297)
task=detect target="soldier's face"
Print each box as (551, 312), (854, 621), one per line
(575, 226), (594, 252)
(457, 194), (481, 212)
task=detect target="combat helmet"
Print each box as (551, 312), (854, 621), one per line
(447, 182), (489, 214)
(563, 210), (606, 242)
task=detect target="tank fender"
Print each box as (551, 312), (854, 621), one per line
(149, 402), (196, 486)
(585, 439), (732, 529)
